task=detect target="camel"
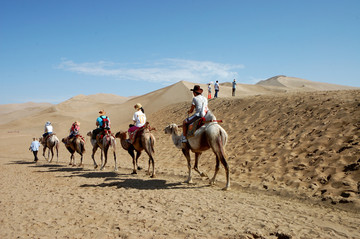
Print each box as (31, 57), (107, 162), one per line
(87, 131), (117, 171)
(62, 136), (85, 166)
(115, 128), (155, 177)
(39, 134), (59, 163)
(164, 110), (230, 190)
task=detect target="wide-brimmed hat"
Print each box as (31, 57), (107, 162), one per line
(99, 110), (106, 115)
(190, 85), (203, 94)
(134, 103), (142, 110)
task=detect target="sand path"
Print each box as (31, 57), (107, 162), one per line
(1, 156), (359, 239)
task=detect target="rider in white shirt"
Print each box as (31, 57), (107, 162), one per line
(182, 85), (208, 142)
(128, 103), (146, 143)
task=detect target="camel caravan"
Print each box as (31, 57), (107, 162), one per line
(31, 85), (230, 190)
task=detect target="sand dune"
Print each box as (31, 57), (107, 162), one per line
(257, 75), (357, 91)
(0, 77), (360, 238)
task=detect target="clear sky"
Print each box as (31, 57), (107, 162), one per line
(1, 0), (359, 104)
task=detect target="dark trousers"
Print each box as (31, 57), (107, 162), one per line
(214, 90), (219, 98)
(92, 128), (103, 140)
(232, 88), (235, 96)
(32, 151), (39, 162)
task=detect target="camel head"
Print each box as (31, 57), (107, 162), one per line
(86, 131), (92, 137)
(115, 131), (127, 140)
(61, 138), (67, 143)
(164, 124), (178, 135)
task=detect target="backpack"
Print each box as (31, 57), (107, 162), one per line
(101, 116), (110, 129)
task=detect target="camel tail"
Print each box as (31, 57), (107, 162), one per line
(111, 137), (116, 152)
(217, 128), (228, 159)
(55, 140), (59, 159)
(80, 140), (85, 153)
(150, 135), (155, 155)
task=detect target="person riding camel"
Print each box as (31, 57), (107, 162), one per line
(182, 85), (209, 143)
(92, 110), (111, 141)
(42, 121), (53, 144)
(128, 103), (146, 143)
(69, 121), (80, 138)
(65, 121), (80, 144)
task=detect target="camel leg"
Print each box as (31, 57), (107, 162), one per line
(79, 153), (83, 167)
(56, 143), (59, 163)
(210, 156), (220, 186)
(48, 147), (54, 163)
(144, 147), (155, 178)
(43, 147), (47, 160)
(148, 155), (155, 178)
(193, 152), (208, 178)
(100, 147), (108, 170)
(91, 145), (99, 169)
(135, 151), (142, 171)
(219, 154), (230, 191)
(78, 143), (84, 167)
(69, 154), (73, 165)
(113, 150), (118, 171)
(182, 148), (193, 184)
(128, 149), (137, 174)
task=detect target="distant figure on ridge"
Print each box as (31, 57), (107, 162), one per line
(207, 83), (212, 99)
(214, 80), (219, 98)
(232, 79), (236, 96)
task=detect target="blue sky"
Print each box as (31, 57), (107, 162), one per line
(1, 0), (359, 104)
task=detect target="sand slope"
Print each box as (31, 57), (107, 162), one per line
(0, 78), (360, 238)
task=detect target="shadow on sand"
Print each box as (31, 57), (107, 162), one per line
(11, 159), (210, 191)
(79, 178), (207, 190)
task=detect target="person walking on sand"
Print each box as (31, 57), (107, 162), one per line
(214, 80), (219, 98)
(232, 79), (236, 96)
(29, 137), (40, 162)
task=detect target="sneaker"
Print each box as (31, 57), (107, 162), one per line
(181, 135), (187, 143)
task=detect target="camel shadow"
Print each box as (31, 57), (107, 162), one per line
(72, 171), (121, 179)
(8, 160), (40, 165)
(80, 178), (207, 190)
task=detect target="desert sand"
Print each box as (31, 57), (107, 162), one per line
(0, 76), (359, 238)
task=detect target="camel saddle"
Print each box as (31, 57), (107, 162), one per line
(43, 133), (55, 144)
(67, 135), (85, 144)
(96, 130), (114, 144)
(186, 118), (223, 138)
(128, 122), (155, 144)
(186, 117), (205, 138)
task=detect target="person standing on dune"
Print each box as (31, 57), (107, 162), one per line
(214, 80), (219, 98)
(232, 79), (236, 96)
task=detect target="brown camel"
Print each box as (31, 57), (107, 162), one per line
(62, 137), (85, 166)
(115, 129), (155, 177)
(87, 131), (117, 171)
(164, 110), (230, 190)
(39, 134), (59, 163)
